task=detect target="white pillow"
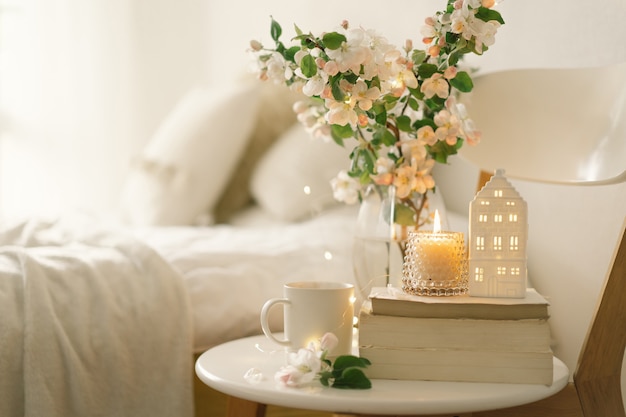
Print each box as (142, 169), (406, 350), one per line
(119, 81), (260, 226)
(250, 123), (352, 222)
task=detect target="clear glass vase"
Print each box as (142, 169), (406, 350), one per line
(352, 185), (447, 304)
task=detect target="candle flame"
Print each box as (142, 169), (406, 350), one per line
(433, 209), (442, 233)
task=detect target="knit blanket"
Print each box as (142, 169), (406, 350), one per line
(0, 216), (193, 417)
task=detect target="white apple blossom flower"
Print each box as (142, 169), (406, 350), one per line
(322, 60), (340, 76)
(274, 333), (367, 389)
(434, 109), (461, 145)
(265, 52), (291, 84)
(412, 158), (436, 194)
(446, 96), (482, 145)
(249, 40), (263, 51)
(299, 70), (329, 97)
(320, 332), (339, 353)
(421, 73), (449, 99)
(325, 28), (370, 74)
(352, 80), (381, 111)
(331, 170), (361, 205)
(393, 165), (418, 199)
(417, 125), (438, 146)
(474, 19), (501, 53)
(371, 156), (396, 186)
(401, 137), (428, 163)
(325, 98), (358, 127)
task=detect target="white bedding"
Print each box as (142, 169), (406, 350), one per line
(0, 216), (193, 417)
(131, 204), (360, 352)
(131, 203), (468, 353)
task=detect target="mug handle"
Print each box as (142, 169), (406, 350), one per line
(260, 298), (291, 347)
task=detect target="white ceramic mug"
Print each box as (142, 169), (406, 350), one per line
(260, 281), (355, 356)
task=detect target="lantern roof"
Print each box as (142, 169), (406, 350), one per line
(475, 169), (524, 201)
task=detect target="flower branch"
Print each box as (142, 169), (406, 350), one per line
(250, 0), (504, 230)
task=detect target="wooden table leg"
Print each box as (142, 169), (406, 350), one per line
(226, 395), (267, 417)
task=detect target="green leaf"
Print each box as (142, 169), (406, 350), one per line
(358, 170), (371, 184)
(274, 41), (286, 56)
(395, 115), (412, 132)
(475, 7), (505, 25)
(407, 96), (420, 111)
(304, 37), (317, 49)
(448, 50), (461, 66)
(270, 17), (282, 42)
(330, 75), (345, 101)
(449, 71), (473, 93)
(330, 124), (353, 146)
(319, 371), (333, 387)
(372, 127), (396, 147)
(370, 102), (387, 126)
(394, 202), (417, 226)
(408, 86), (424, 101)
(445, 31), (459, 45)
(343, 72), (359, 84)
(333, 355), (371, 371)
(300, 54), (317, 78)
(322, 32), (347, 50)
(284, 46), (301, 62)
(382, 94), (400, 106)
(358, 149), (377, 176)
(427, 139), (462, 164)
(332, 368), (372, 390)
(294, 24), (303, 37)
(423, 97), (446, 113)
(413, 118), (436, 130)
(417, 63), (438, 79)
(411, 49), (427, 66)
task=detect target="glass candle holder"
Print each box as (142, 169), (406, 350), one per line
(402, 230), (469, 296)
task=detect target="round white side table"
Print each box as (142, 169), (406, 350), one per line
(195, 333), (569, 416)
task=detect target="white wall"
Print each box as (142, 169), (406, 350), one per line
(0, 0), (209, 220)
(4, 0), (625, 219)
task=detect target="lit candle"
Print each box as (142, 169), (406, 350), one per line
(412, 210), (466, 283)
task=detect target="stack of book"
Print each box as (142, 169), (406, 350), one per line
(358, 287), (554, 385)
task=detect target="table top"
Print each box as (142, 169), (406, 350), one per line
(195, 333), (570, 415)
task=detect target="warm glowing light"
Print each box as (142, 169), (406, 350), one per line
(303, 185), (311, 195)
(305, 337), (319, 349)
(349, 295), (356, 305)
(433, 209), (442, 233)
(324, 251), (333, 260)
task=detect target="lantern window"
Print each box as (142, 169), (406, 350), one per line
(474, 267), (484, 282)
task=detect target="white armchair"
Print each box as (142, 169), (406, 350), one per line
(454, 62), (626, 416)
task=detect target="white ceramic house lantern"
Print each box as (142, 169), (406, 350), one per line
(469, 169), (528, 298)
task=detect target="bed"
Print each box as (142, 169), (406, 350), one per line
(0, 80), (370, 417)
